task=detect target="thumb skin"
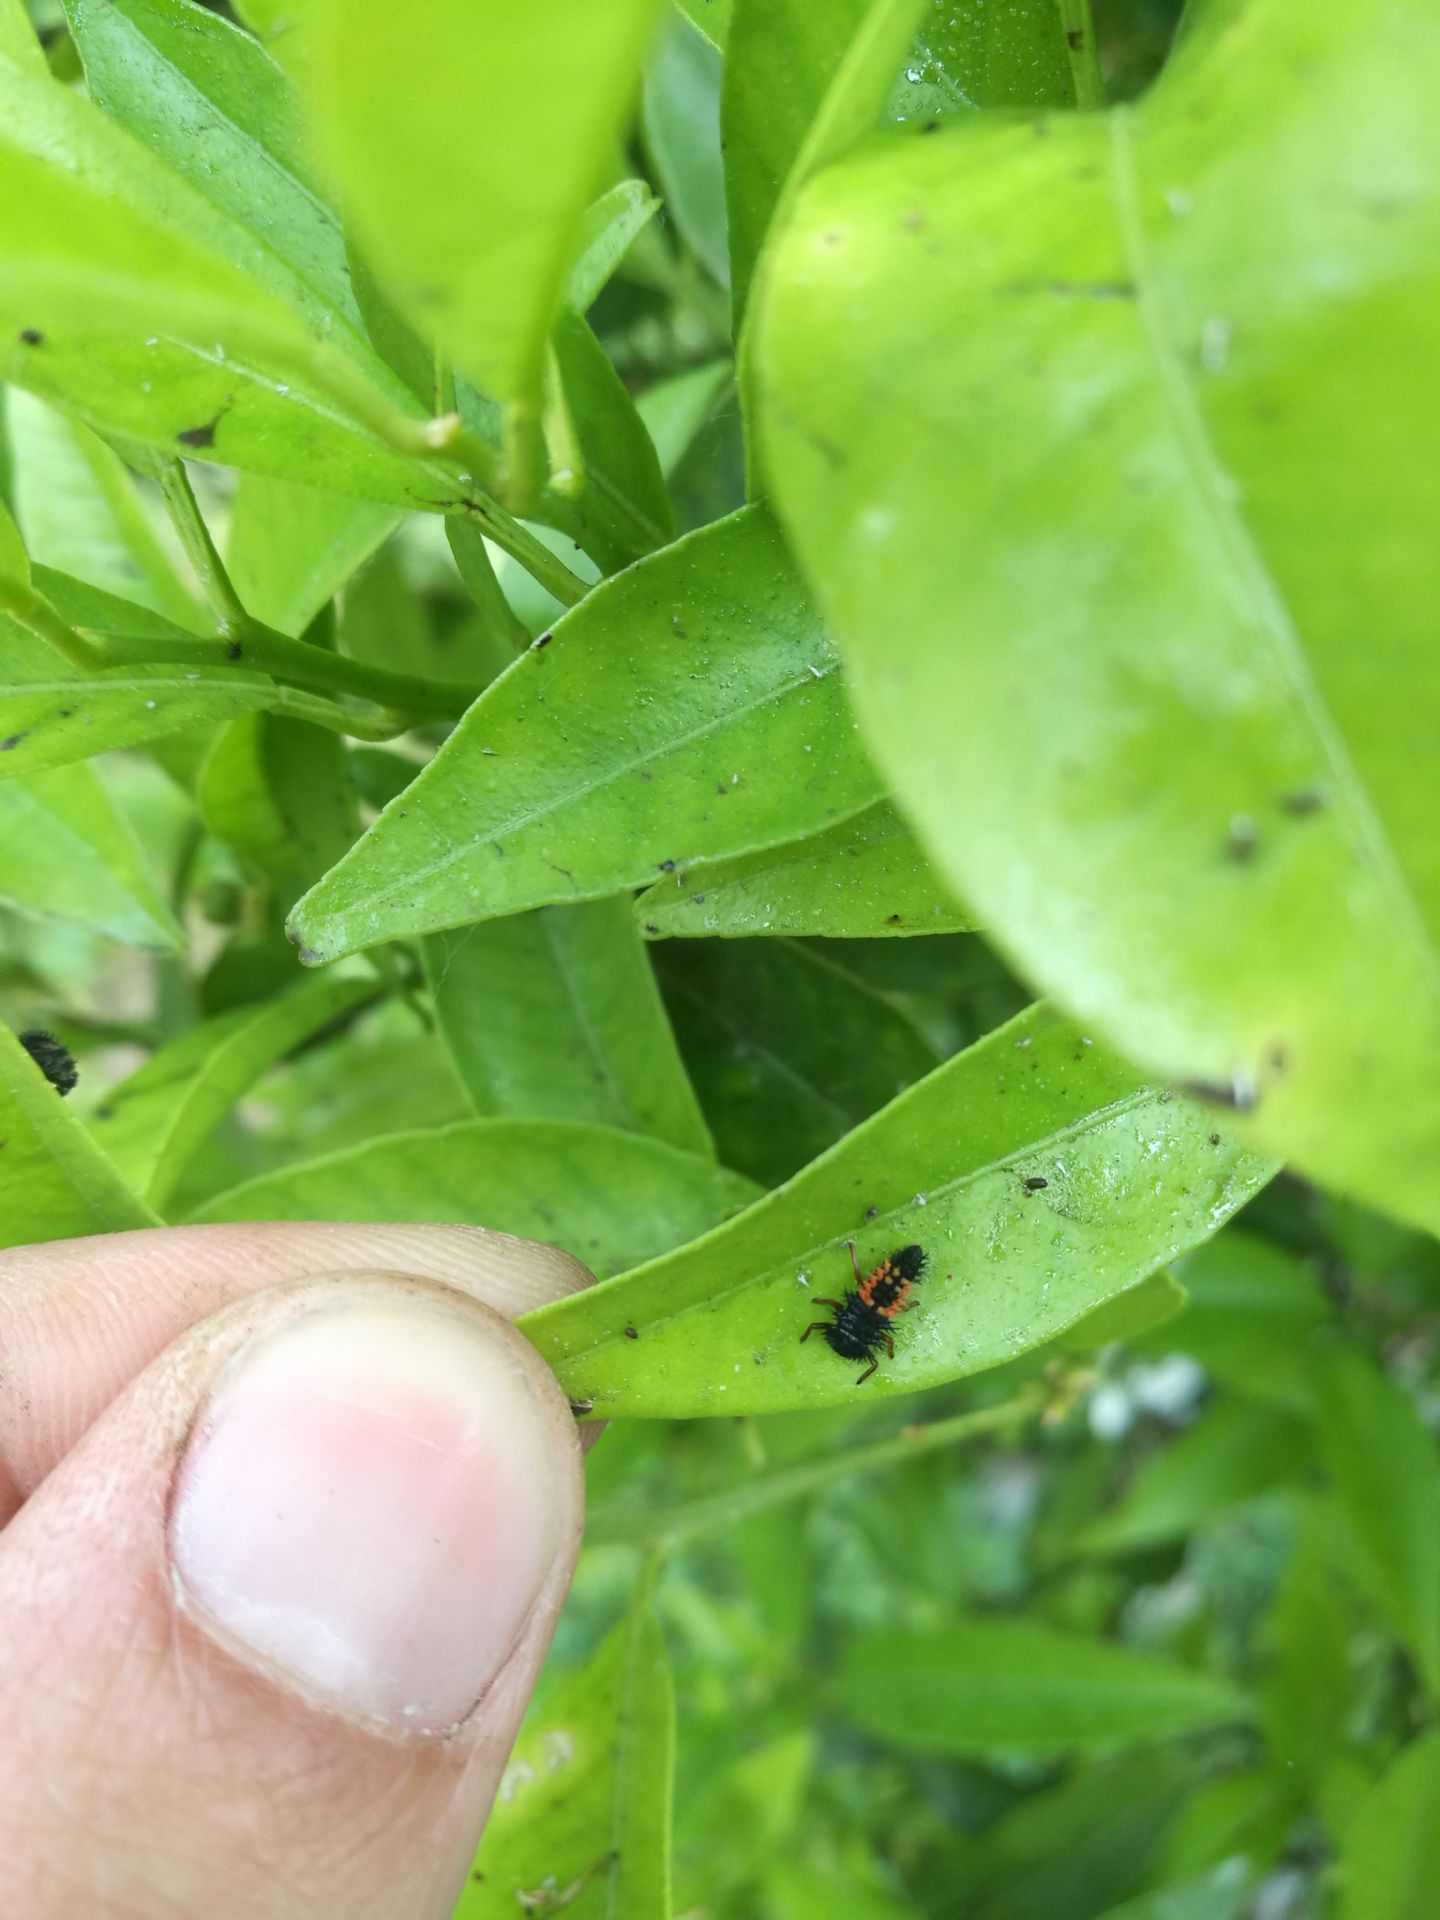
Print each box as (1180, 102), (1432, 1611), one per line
(0, 1269), (584, 1920)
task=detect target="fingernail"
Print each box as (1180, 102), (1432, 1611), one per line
(169, 1292), (567, 1734)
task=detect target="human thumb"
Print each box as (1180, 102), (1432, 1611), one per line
(0, 1267), (584, 1919)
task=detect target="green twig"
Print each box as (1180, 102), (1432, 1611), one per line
(0, 576), (106, 671)
(1057, 0), (1107, 110)
(85, 626), (477, 717)
(151, 458), (249, 635)
(589, 1387), (1046, 1550)
(267, 688), (412, 741)
(451, 490), (588, 609)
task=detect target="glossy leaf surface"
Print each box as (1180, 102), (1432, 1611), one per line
(520, 1005), (1275, 1416)
(756, 0), (1440, 1233)
(636, 797), (975, 938)
(290, 507), (879, 960)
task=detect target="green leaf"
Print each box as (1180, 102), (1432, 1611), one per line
(0, 761), (183, 948)
(1055, 1266), (1187, 1350)
(567, 178), (662, 312)
(635, 358), (732, 476)
(654, 934), (942, 1184)
(190, 1119), (758, 1279)
(1318, 1349), (1440, 1695)
(1338, 1731), (1440, 1920)
(0, 659), (275, 782)
(0, 53), (444, 510)
(1095, 1860), (1252, 1920)
(1137, 1230), (1331, 1413)
(298, 0), (660, 434)
(90, 973), (375, 1209)
(227, 473), (397, 637)
(4, 388), (204, 629)
(425, 899), (710, 1156)
(886, 0), (1075, 121)
(289, 506), (880, 962)
(674, 0), (730, 51)
(1259, 1504), (1351, 1782)
(197, 711), (358, 905)
(755, 0), (1440, 1233)
(722, 0), (872, 322)
(968, 1752), (1190, 1920)
(519, 1004), (1275, 1417)
(643, 10), (729, 286)
(0, 0), (44, 71)
(61, 0), (358, 325)
(1076, 1401), (1313, 1557)
(837, 1618), (1248, 1755)
(0, 1018), (159, 1246)
(636, 797), (975, 938)
(459, 1578), (674, 1920)
(548, 307), (675, 566)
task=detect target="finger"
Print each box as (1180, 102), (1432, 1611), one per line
(0, 1221), (590, 1515)
(0, 1268), (584, 1920)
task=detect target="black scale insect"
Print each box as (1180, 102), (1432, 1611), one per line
(800, 1241), (927, 1384)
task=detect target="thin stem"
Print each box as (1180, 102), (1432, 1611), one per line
(87, 629), (479, 718)
(0, 576), (106, 671)
(589, 1387), (1045, 1550)
(453, 492), (588, 609)
(1057, 0), (1107, 110)
(267, 688), (411, 741)
(151, 459), (249, 635)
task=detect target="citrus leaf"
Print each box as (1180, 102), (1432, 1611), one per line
(458, 1577), (673, 1920)
(90, 974), (375, 1209)
(425, 898), (711, 1157)
(520, 1004), (1276, 1417)
(289, 506), (880, 961)
(636, 797), (975, 939)
(0, 761), (183, 949)
(189, 1119), (759, 1279)
(837, 1618), (1249, 1755)
(756, 0), (1440, 1234)
(0, 1019), (159, 1246)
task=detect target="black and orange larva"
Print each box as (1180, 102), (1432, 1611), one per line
(799, 1241), (927, 1384)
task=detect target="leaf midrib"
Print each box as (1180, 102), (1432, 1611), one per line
(1107, 107), (1439, 994)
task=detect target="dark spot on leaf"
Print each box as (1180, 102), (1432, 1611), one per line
(658, 859), (676, 872)
(886, 913), (902, 924)
(176, 422), (216, 449)
(1209, 1132), (1221, 1145)
(691, 893), (706, 904)
(864, 1203), (879, 1219)
(0, 732), (28, 751)
(919, 118), (941, 134)
(19, 1029), (77, 1095)
(225, 640), (243, 661)
(1066, 26), (1083, 48)
(1226, 813), (1258, 862)
(1022, 1175), (1048, 1193)
(17, 328), (42, 346)
(643, 922), (660, 935)
(623, 1326), (638, 1340)
(1279, 784), (1326, 816)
